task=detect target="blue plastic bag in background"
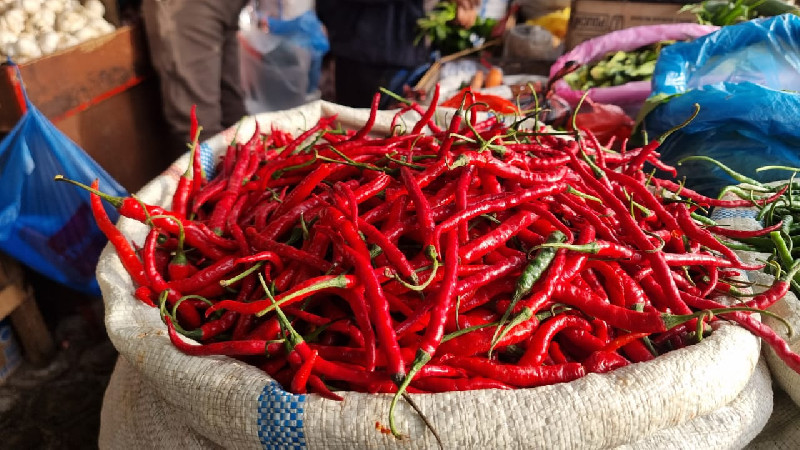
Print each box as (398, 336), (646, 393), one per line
(641, 14), (800, 197)
(238, 5), (330, 114)
(267, 11), (329, 93)
(0, 65), (128, 296)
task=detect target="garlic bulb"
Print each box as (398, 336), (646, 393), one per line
(42, 0), (66, 14)
(15, 33), (41, 59)
(38, 30), (62, 54)
(29, 9), (57, 32)
(83, 0), (105, 18)
(2, 8), (26, 35)
(19, 0), (40, 15)
(72, 26), (98, 43)
(57, 32), (78, 50)
(88, 17), (114, 35)
(56, 9), (87, 34)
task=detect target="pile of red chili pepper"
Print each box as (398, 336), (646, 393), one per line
(58, 93), (800, 438)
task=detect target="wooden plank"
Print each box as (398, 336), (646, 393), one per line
(54, 77), (175, 193)
(10, 288), (55, 367)
(0, 284), (26, 322)
(0, 24), (153, 133)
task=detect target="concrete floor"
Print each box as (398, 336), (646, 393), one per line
(0, 287), (117, 449)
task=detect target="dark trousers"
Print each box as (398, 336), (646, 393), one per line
(142, 0), (249, 157)
(334, 56), (411, 109)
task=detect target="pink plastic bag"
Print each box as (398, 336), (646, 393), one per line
(550, 23), (719, 116)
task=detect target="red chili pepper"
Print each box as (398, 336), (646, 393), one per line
(341, 244), (406, 382)
(444, 355), (585, 388)
(433, 183), (568, 252)
(172, 112), (201, 218)
(459, 210), (538, 263)
(400, 166), (436, 246)
(535, 240), (637, 260)
(290, 349), (318, 394)
(79, 178), (149, 287)
(165, 316), (280, 357)
(705, 221), (783, 239)
(412, 376), (512, 392)
(134, 285), (156, 307)
(209, 274), (356, 317)
(167, 255), (238, 293)
(670, 204), (764, 271)
(438, 310), (537, 357)
(654, 178), (788, 209)
(518, 315), (593, 366)
(602, 332), (652, 353)
(350, 92), (381, 142)
(143, 229), (203, 329)
(583, 350), (630, 374)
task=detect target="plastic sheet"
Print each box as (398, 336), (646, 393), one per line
(238, 7), (329, 114)
(642, 14), (800, 197)
(0, 65), (127, 296)
(550, 23), (719, 117)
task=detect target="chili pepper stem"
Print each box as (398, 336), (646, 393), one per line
(259, 274), (305, 351)
(676, 155), (768, 191)
(663, 306), (793, 336)
(393, 246), (439, 291)
(489, 307), (534, 356)
(54, 175), (124, 208)
(389, 350), (432, 438)
(256, 275), (351, 317)
(220, 262), (264, 287)
(388, 350), (443, 449)
(491, 231), (565, 352)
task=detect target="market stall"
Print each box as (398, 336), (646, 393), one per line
(3, 1), (800, 448)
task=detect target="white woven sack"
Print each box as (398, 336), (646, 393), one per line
(712, 205), (800, 447)
(99, 101), (770, 449)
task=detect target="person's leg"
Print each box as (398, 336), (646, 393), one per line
(334, 56), (399, 108)
(220, 0), (250, 129)
(141, 0), (186, 156)
(142, 0), (246, 157)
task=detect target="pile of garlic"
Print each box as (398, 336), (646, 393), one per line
(0, 0), (116, 63)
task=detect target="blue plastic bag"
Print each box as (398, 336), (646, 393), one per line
(267, 11), (329, 93)
(0, 65), (128, 296)
(641, 14), (800, 197)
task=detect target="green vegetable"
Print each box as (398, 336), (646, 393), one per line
(562, 41), (673, 91)
(416, 1), (498, 55)
(680, 0), (800, 26)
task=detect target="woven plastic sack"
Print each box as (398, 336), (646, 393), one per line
(711, 197), (800, 405)
(99, 101), (771, 449)
(549, 23), (719, 117)
(0, 64), (127, 296)
(708, 190), (800, 447)
(641, 14), (800, 198)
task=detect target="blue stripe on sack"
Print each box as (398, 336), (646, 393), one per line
(257, 381), (307, 449)
(200, 142), (216, 180)
(710, 208), (759, 221)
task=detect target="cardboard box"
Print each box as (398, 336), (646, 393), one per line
(0, 24), (174, 193)
(566, 0), (697, 49)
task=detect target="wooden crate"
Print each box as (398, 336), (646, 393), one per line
(0, 253), (54, 368)
(0, 23), (174, 193)
(566, 0), (697, 50)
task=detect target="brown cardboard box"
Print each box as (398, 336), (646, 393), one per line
(566, 0), (697, 50)
(0, 24), (173, 193)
